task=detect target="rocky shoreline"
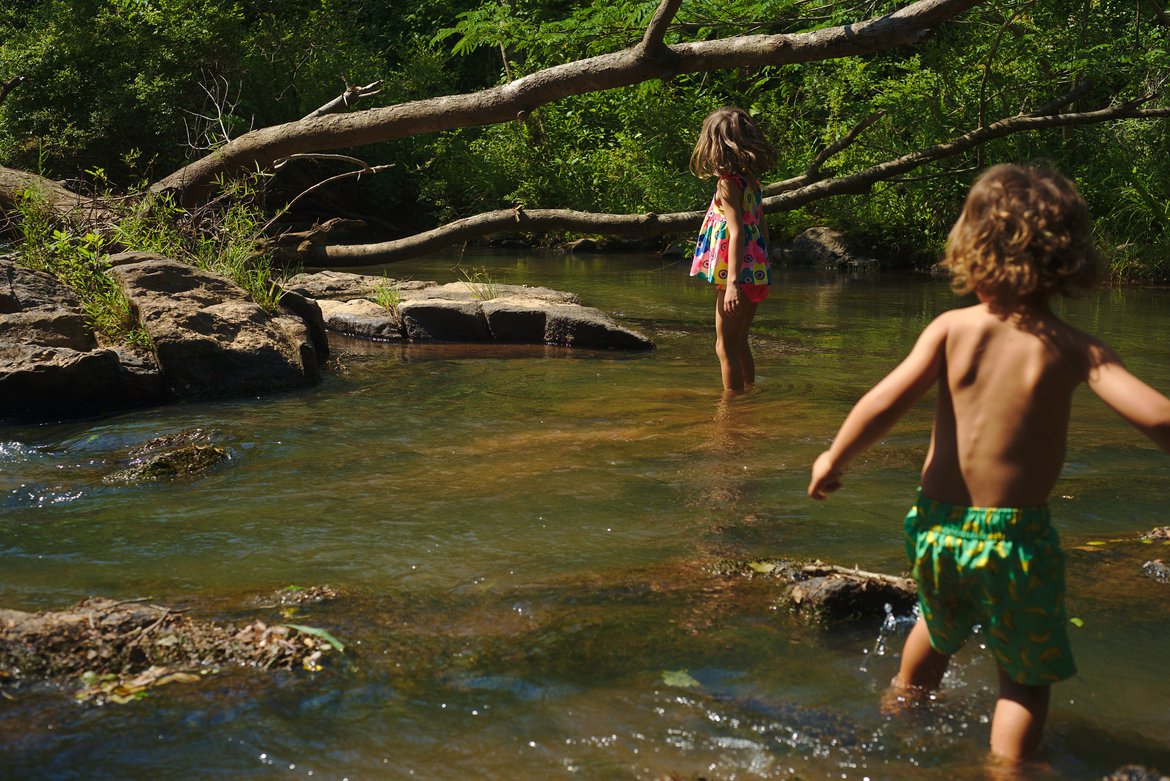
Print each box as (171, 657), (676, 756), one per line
(0, 254), (653, 423)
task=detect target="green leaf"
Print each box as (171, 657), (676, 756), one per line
(748, 561), (777, 574)
(284, 624), (345, 653)
(1069, 617), (1085, 628)
(662, 669), (701, 688)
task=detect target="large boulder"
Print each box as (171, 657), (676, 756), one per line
(107, 253), (319, 400)
(283, 270), (431, 301)
(0, 261), (164, 421)
(787, 227), (880, 271)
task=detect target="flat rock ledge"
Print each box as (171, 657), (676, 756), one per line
(284, 270), (655, 350)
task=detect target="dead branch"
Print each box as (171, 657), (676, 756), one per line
(313, 208), (698, 265)
(640, 0), (684, 54)
(151, 0), (983, 204)
(768, 110), (887, 195)
(258, 163), (393, 235)
(0, 76), (24, 107)
(301, 80), (383, 120)
(764, 102), (1170, 211)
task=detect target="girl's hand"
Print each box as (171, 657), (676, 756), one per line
(723, 281), (741, 312)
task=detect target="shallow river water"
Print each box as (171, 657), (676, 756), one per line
(2, 250), (1169, 780)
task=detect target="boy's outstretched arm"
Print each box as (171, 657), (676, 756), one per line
(1086, 342), (1170, 453)
(808, 315), (949, 499)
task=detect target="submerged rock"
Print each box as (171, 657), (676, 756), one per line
(1142, 559), (1169, 584)
(105, 443), (230, 483)
(718, 559), (917, 623)
(101, 429), (231, 483)
(0, 596), (344, 703)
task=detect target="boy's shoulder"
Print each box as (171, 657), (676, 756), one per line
(929, 302), (1110, 376)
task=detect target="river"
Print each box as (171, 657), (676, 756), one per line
(2, 249), (1168, 780)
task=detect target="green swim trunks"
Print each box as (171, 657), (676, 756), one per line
(904, 491), (1076, 686)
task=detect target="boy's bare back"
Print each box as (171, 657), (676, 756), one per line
(921, 301), (1091, 508)
(808, 298), (1170, 505)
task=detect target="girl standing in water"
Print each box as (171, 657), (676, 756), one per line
(689, 107), (776, 392)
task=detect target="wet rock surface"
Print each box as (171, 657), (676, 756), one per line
(283, 271), (653, 350)
(714, 558), (917, 623)
(0, 596), (344, 702)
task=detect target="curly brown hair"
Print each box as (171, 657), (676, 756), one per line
(941, 164), (1104, 306)
(689, 107), (776, 180)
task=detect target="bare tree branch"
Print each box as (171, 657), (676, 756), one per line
(152, 0), (984, 204)
(767, 102), (1170, 210)
(304, 101), (1170, 267)
(640, 0), (684, 54)
(0, 76), (24, 108)
(258, 163), (393, 235)
(301, 80), (383, 120)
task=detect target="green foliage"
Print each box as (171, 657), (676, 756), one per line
(371, 277), (401, 310)
(112, 175), (285, 311)
(3, 0), (1170, 280)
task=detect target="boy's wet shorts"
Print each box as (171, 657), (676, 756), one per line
(904, 491), (1076, 685)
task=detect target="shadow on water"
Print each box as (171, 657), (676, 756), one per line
(2, 252), (1169, 779)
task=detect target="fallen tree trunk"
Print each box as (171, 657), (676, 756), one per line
(0, 165), (114, 226)
(150, 0), (983, 204)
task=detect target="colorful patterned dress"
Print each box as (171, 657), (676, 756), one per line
(689, 174), (770, 294)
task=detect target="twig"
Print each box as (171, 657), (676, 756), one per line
(301, 80), (383, 120)
(258, 163), (394, 236)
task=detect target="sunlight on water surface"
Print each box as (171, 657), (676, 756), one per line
(1, 250), (1169, 780)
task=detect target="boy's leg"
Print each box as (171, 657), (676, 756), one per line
(989, 668), (1050, 762)
(884, 616), (951, 713)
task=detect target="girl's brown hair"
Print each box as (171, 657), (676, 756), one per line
(941, 164), (1104, 306)
(690, 107), (776, 179)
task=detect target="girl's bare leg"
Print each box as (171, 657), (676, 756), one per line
(715, 291), (747, 391)
(884, 616), (951, 713)
(738, 298), (759, 385)
(989, 669), (1050, 762)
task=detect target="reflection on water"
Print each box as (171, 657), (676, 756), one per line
(2, 251), (1169, 780)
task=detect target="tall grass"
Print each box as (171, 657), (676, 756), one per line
(11, 189), (149, 348)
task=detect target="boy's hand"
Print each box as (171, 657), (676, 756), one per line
(808, 451), (843, 499)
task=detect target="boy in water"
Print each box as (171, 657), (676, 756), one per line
(807, 164), (1170, 763)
